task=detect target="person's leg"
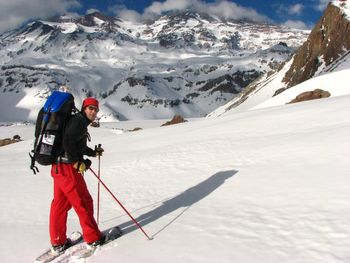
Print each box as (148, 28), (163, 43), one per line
(49, 164), (72, 245)
(60, 164), (101, 243)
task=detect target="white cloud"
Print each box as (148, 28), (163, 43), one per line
(199, 0), (268, 22)
(0, 0), (80, 33)
(276, 3), (304, 17)
(112, 0), (269, 23)
(145, 0), (192, 14)
(118, 9), (144, 22)
(289, 4), (304, 15)
(282, 20), (308, 30)
(86, 8), (100, 15)
(314, 0), (330, 11)
(109, 4), (143, 22)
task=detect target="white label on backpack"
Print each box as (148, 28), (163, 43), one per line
(42, 134), (55, 146)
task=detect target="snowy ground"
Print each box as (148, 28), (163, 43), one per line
(0, 91), (349, 263)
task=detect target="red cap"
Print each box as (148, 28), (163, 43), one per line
(82, 97), (99, 110)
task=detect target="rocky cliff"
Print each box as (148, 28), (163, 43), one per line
(283, 1), (350, 87)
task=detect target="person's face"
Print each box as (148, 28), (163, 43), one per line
(84, 105), (98, 121)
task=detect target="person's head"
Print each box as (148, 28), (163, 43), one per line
(82, 97), (99, 122)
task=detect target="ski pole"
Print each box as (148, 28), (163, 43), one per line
(96, 144), (101, 225)
(88, 167), (153, 240)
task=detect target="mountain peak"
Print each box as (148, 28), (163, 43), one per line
(282, 1), (350, 87)
(47, 12), (117, 27)
(76, 12), (117, 27)
(162, 10), (218, 22)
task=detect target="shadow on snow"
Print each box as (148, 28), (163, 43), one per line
(116, 170), (237, 238)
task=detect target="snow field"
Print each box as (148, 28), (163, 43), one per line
(1, 94), (349, 262)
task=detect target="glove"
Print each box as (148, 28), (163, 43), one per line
(95, 144), (104, 156)
(74, 159), (91, 173)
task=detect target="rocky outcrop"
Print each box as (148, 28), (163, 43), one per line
(198, 70), (262, 94)
(0, 135), (22, 147)
(161, 115), (187, 126)
(75, 12), (117, 27)
(283, 2), (350, 87)
(287, 89), (330, 104)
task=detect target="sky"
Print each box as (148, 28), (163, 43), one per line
(0, 0), (331, 34)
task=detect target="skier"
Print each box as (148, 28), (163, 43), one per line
(49, 97), (105, 254)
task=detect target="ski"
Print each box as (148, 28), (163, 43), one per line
(71, 226), (122, 260)
(35, 231), (83, 263)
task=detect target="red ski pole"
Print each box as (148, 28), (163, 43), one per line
(96, 146), (101, 225)
(89, 167), (153, 240)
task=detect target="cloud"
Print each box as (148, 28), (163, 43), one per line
(112, 0), (269, 23)
(282, 20), (309, 30)
(109, 4), (144, 22)
(197, 0), (269, 22)
(145, 0), (192, 14)
(0, 0), (80, 33)
(276, 3), (304, 17)
(288, 4), (304, 15)
(314, 0), (329, 11)
(86, 8), (100, 15)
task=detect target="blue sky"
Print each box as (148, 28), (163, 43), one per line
(0, 0), (330, 33)
(77, 0), (329, 28)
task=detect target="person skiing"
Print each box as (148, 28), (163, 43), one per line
(49, 97), (104, 254)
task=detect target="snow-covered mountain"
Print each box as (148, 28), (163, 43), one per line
(208, 0), (350, 117)
(0, 11), (309, 122)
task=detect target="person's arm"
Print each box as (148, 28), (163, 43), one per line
(83, 145), (96, 157)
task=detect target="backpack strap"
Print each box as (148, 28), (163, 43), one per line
(56, 106), (80, 160)
(29, 152), (39, 174)
(29, 110), (51, 175)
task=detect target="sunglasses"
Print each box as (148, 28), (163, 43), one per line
(87, 106), (99, 112)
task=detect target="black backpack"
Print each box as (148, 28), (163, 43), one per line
(29, 91), (76, 174)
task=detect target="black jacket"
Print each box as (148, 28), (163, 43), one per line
(62, 112), (95, 163)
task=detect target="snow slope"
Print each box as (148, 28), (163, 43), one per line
(208, 51), (350, 117)
(0, 91), (349, 262)
(253, 68), (350, 109)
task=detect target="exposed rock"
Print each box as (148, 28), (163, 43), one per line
(161, 115), (187, 126)
(199, 70), (261, 94)
(127, 77), (147, 87)
(76, 12), (117, 27)
(158, 33), (179, 48)
(0, 135), (22, 147)
(13, 134), (21, 140)
(130, 127), (142, 132)
(273, 87), (287, 97)
(287, 89), (331, 104)
(283, 3), (350, 88)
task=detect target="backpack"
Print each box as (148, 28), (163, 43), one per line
(29, 91), (76, 174)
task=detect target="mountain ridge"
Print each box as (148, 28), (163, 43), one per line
(0, 10), (309, 122)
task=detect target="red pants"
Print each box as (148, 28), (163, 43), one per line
(49, 163), (101, 245)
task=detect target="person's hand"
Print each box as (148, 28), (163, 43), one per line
(74, 159), (92, 173)
(95, 145), (104, 156)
